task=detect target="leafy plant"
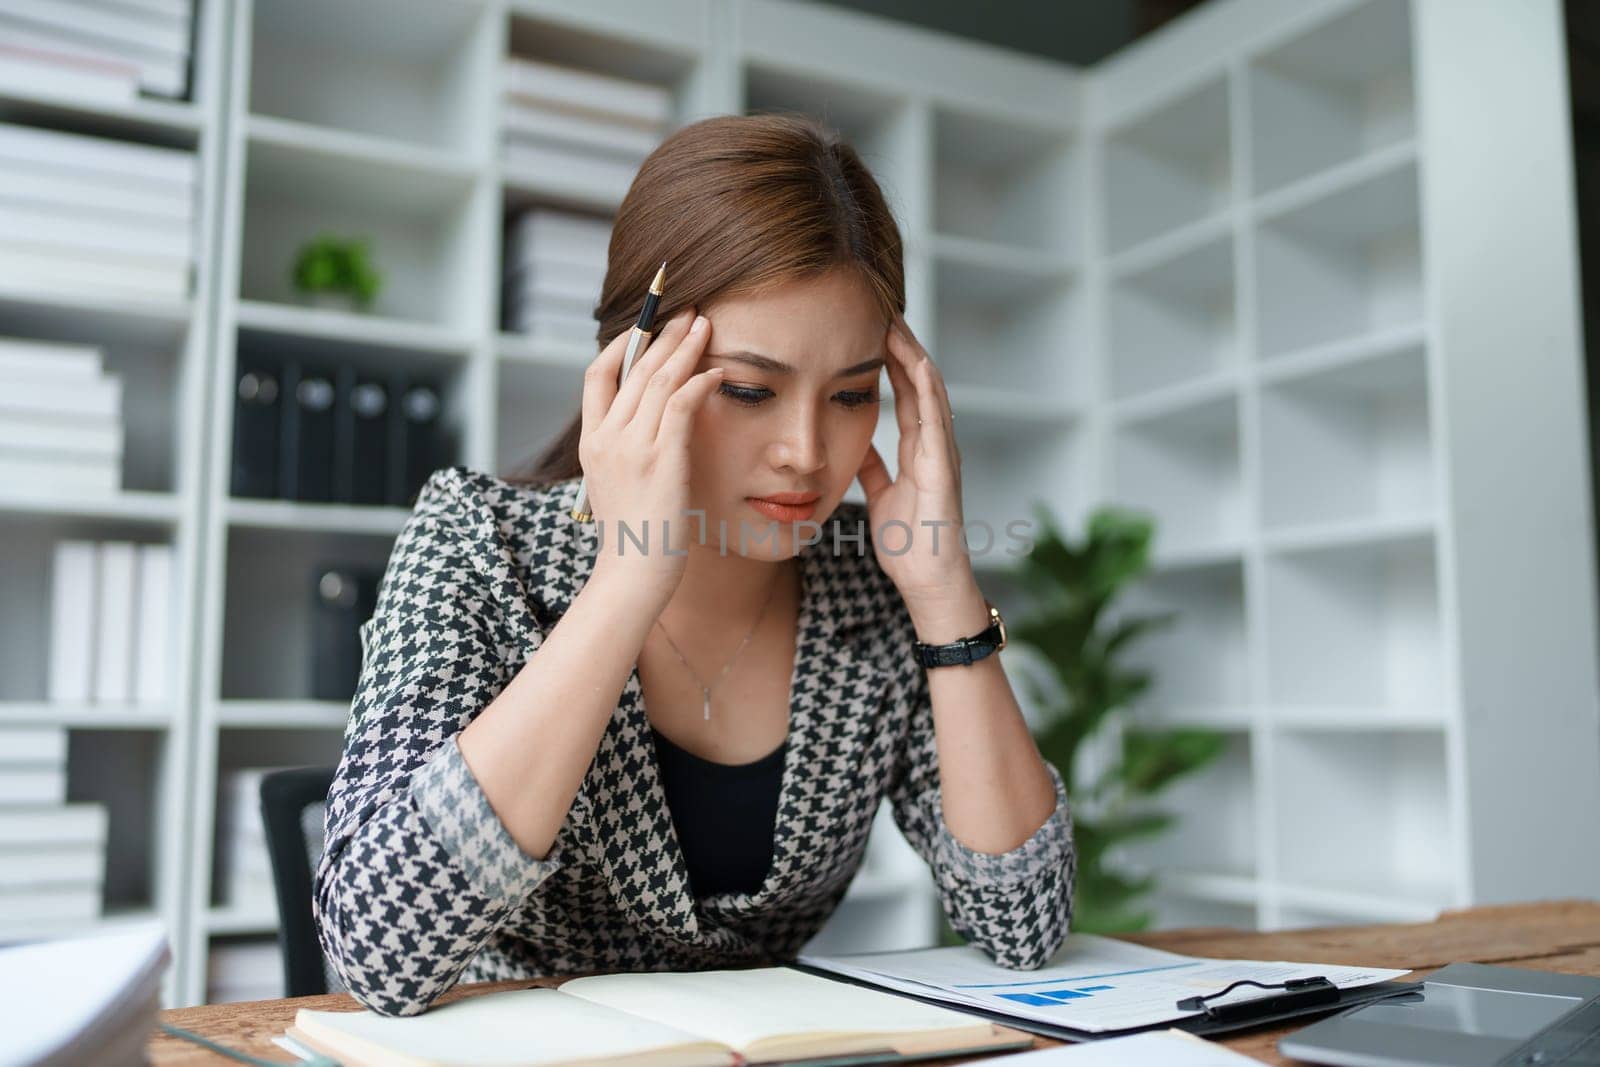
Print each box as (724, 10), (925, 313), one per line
(291, 233), (382, 308)
(935, 503), (1227, 944)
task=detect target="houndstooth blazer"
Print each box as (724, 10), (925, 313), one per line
(314, 465), (1076, 1017)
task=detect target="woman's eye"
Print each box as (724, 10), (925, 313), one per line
(717, 385), (880, 409)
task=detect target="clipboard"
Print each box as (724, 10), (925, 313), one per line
(789, 962), (1423, 1044)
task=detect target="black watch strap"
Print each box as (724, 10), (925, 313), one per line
(913, 601), (1007, 669)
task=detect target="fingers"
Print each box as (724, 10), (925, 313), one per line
(630, 311), (713, 445)
(606, 307), (698, 431)
(887, 318), (959, 475)
(655, 363), (726, 450)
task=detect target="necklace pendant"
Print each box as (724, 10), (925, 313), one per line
(702, 688), (711, 720)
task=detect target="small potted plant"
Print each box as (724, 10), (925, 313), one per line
(291, 233), (382, 312)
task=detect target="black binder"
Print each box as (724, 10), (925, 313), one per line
(281, 360), (337, 503)
(310, 563), (383, 701)
(386, 372), (446, 508)
(789, 963), (1422, 1044)
(334, 365), (389, 506)
(230, 357), (279, 499)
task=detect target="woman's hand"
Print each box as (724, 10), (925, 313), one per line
(578, 307), (724, 604)
(855, 312), (980, 613)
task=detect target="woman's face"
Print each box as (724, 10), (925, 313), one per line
(691, 268), (889, 560)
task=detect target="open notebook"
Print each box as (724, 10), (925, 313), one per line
(286, 965), (1035, 1067)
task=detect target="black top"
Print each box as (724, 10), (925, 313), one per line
(649, 725), (787, 898)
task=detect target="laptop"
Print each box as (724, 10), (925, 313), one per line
(1279, 963), (1600, 1066)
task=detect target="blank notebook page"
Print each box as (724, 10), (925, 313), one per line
(294, 987), (728, 1067)
(557, 966), (990, 1050)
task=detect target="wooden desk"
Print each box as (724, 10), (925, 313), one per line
(149, 900), (1600, 1066)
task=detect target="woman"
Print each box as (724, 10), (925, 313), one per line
(314, 113), (1076, 1018)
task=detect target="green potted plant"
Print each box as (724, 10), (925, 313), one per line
(935, 504), (1227, 943)
(291, 233), (382, 312)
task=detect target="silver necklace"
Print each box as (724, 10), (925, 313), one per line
(653, 571), (783, 720)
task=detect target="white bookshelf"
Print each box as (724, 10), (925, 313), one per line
(2, 0), (1594, 1011)
(1087, 0), (1600, 934)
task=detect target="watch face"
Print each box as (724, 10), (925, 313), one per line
(991, 605), (1007, 650)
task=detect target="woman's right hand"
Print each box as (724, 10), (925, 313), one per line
(578, 306), (724, 603)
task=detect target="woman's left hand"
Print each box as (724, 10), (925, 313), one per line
(856, 312), (979, 611)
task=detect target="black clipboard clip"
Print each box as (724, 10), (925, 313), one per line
(1176, 975), (1339, 1022)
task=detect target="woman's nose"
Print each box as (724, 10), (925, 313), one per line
(771, 407), (826, 473)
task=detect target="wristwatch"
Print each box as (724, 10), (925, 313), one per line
(913, 600), (1007, 668)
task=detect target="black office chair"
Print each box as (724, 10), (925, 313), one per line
(259, 765), (345, 998)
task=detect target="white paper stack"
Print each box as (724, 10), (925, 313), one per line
(48, 539), (176, 706)
(0, 335), (124, 494)
(0, 121), (197, 301)
(217, 767), (278, 918)
(502, 207), (611, 342)
(0, 921), (170, 1067)
(0, 0), (196, 101)
(501, 55), (669, 205)
(206, 939), (283, 1004)
(0, 800), (109, 938)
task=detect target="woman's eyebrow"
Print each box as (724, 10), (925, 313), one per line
(706, 350), (886, 378)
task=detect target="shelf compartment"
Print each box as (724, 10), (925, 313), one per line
(1108, 232), (1237, 400)
(1247, 0), (1415, 196)
(495, 359), (584, 482)
(931, 256), (1080, 396)
(1116, 730), (1257, 881)
(1260, 338), (1432, 530)
(1111, 393), (1244, 558)
(0, 517), (175, 703)
(1263, 530), (1443, 719)
(248, 0), (495, 154)
(1119, 559), (1250, 725)
(1103, 75), (1231, 255)
(1254, 158), (1421, 359)
(932, 104), (1077, 256)
(218, 526), (398, 703)
(239, 133), (487, 331)
(235, 300), (475, 361)
(1272, 729), (1452, 907)
(945, 422), (1089, 575)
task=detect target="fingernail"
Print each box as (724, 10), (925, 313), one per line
(691, 315), (707, 333)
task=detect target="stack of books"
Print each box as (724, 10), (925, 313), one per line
(0, 335), (124, 494)
(0, 0), (195, 102)
(0, 734), (108, 939)
(217, 766), (277, 920)
(48, 540), (175, 706)
(0, 121), (197, 302)
(502, 207), (611, 342)
(501, 55), (670, 204)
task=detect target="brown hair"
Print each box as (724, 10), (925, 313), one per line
(506, 112), (907, 488)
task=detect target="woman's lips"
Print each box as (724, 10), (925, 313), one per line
(748, 497), (818, 522)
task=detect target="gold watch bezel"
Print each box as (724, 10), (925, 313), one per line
(988, 601), (1006, 651)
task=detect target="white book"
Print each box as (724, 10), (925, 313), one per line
(0, 334), (104, 378)
(0, 884), (101, 926)
(92, 541), (137, 704)
(86, 0), (193, 19)
(505, 270), (602, 306)
(0, 118), (196, 188)
(48, 541), (97, 704)
(0, 40), (139, 105)
(0, 244), (190, 300)
(0, 165), (192, 223)
(0, 202), (192, 265)
(0, 375), (121, 419)
(501, 102), (659, 161)
(508, 307), (600, 344)
(507, 207), (614, 248)
(505, 290), (595, 324)
(502, 56), (671, 129)
(0, 18), (186, 96)
(0, 455), (120, 493)
(0, 417), (123, 458)
(504, 231), (609, 273)
(502, 140), (639, 204)
(0, 845), (105, 888)
(0, 802), (108, 847)
(132, 542), (171, 705)
(0, 768), (68, 804)
(0, 727), (68, 765)
(3, 0), (190, 59)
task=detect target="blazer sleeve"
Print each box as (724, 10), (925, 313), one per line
(313, 471), (565, 1017)
(887, 656), (1077, 970)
